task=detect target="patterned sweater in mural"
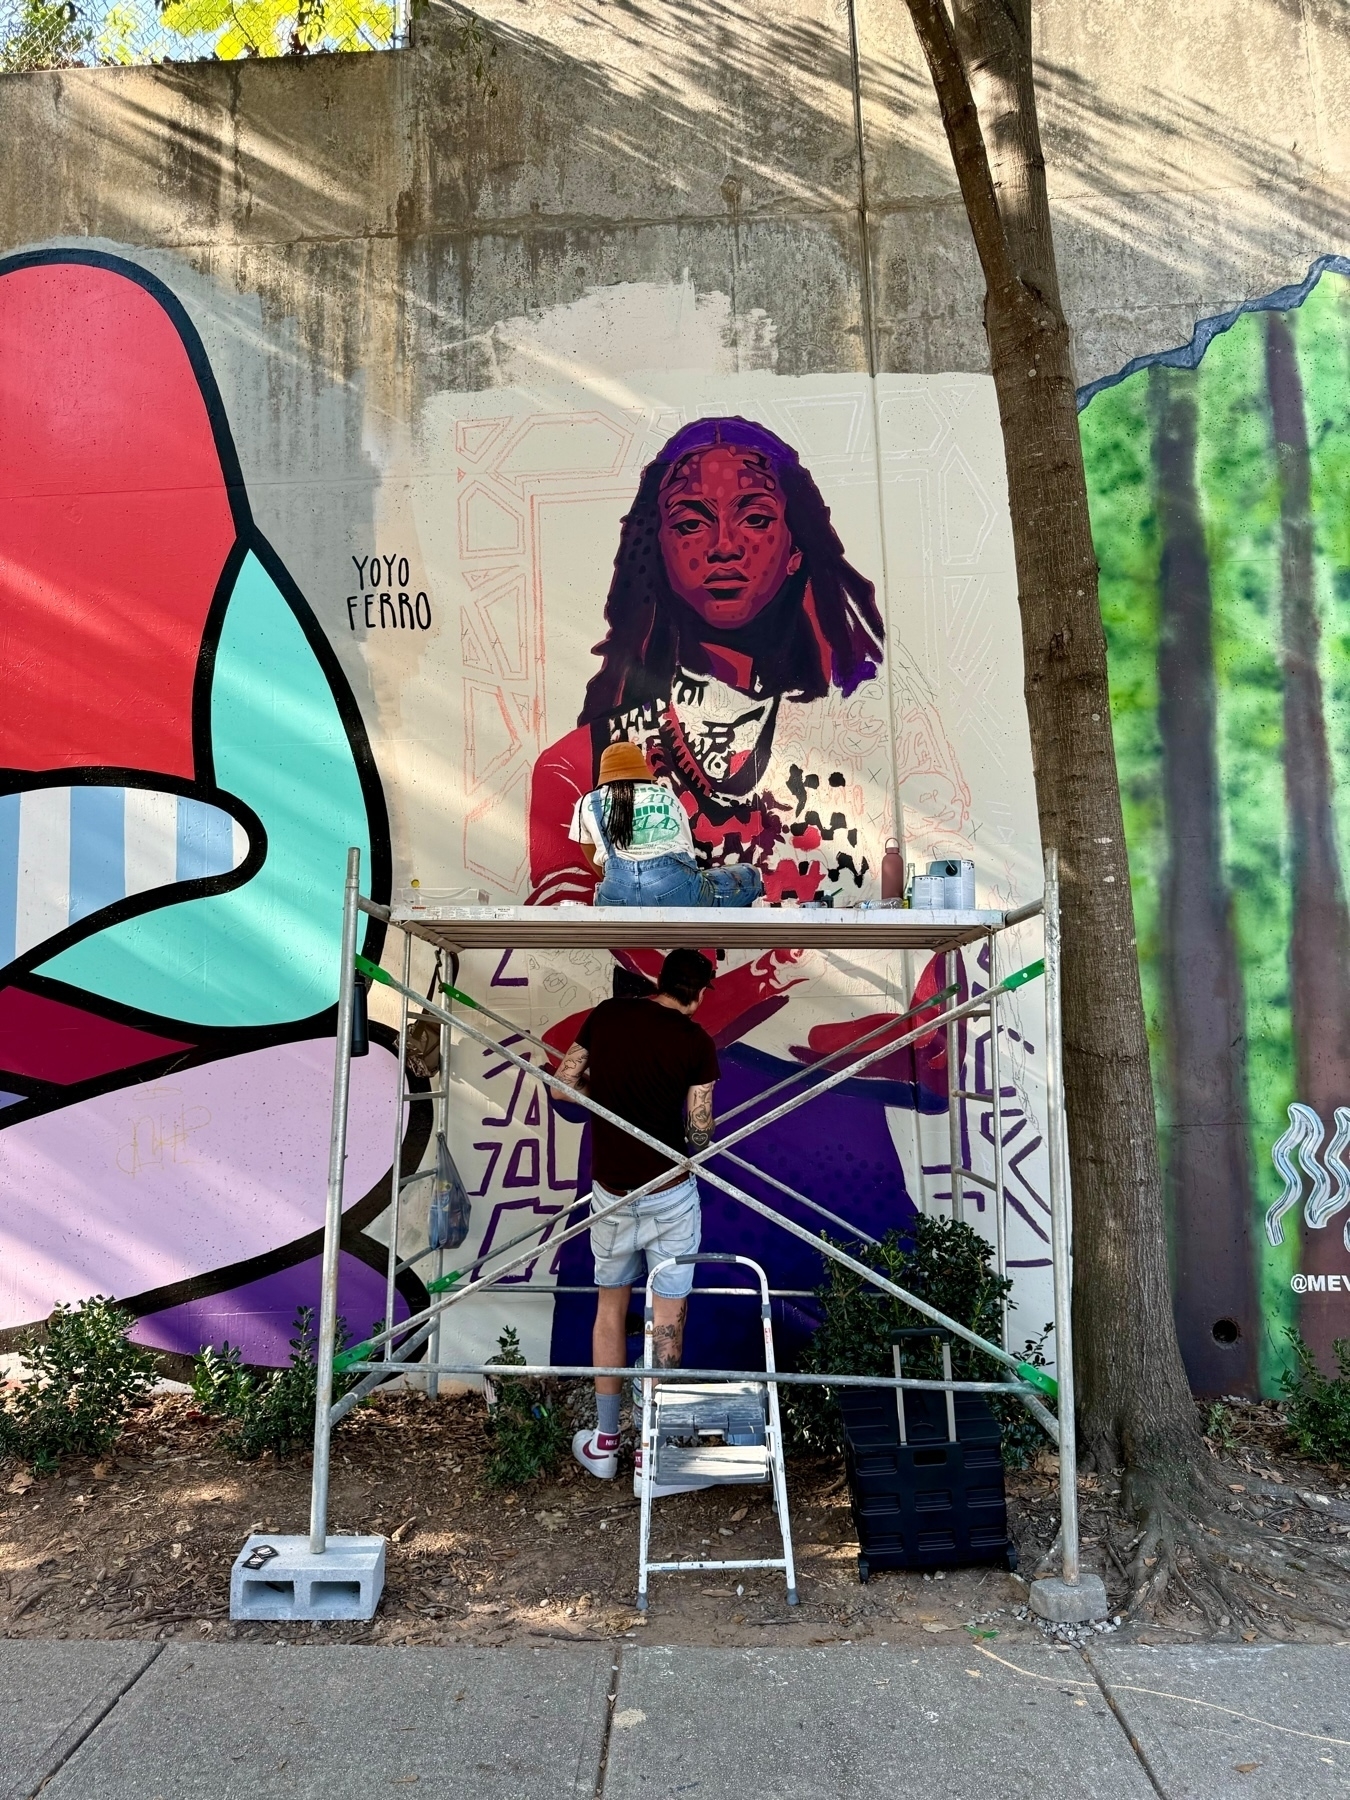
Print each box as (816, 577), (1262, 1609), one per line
(528, 671), (873, 911)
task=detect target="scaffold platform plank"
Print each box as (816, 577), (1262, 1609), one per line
(375, 901), (1007, 952)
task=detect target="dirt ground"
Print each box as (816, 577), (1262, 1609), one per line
(2, 1388), (1348, 1651)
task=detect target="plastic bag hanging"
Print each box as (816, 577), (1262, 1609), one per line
(428, 1130), (471, 1250)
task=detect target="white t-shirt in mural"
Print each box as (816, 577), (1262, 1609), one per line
(568, 782), (697, 866)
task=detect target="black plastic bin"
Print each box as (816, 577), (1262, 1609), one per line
(838, 1327), (1014, 1582)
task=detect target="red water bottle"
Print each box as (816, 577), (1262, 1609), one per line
(881, 835), (906, 901)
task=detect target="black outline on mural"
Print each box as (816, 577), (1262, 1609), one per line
(1077, 253), (1350, 409)
(0, 248), (403, 1347)
(0, 770), (267, 990)
(0, 247), (392, 987)
(0, 1027), (434, 1354)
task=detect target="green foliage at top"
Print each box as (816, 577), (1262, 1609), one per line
(1080, 273), (1350, 1393)
(154, 0), (389, 57)
(783, 1218), (1050, 1469)
(0, 1298), (159, 1473)
(0, 0), (91, 68)
(1280, 1331), (1350, 1462)
(483, 1326), (567, 1488)
(190, 1307), (354, 1460)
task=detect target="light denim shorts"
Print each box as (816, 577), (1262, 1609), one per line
(590, 1175), (702, 1298)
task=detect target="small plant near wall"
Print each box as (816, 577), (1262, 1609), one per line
(190, 1307), (357, 1460)
(0, 1297), (160, 1473)
(483, 1326), (567, 1488)
(1280, 1333), (1350, 1463)
(784, 1217), (1051, 1469)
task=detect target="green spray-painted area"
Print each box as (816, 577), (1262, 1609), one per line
(1082, 273), (1350, 1392)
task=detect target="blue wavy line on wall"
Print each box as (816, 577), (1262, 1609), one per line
(1077, 254), (1350, 411)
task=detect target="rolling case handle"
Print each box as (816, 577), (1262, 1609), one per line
(889, 1326), (957, 1445)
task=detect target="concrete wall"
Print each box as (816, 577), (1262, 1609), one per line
(0, 0), (1347, 1389)
(4, 0), (1344, 385)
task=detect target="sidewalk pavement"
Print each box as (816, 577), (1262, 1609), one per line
(2, 1637), (1347, 1799)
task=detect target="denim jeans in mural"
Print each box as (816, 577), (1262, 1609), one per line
(595, 851), (762, 908)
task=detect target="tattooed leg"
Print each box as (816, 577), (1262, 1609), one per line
(651, 1296), (688, 1368)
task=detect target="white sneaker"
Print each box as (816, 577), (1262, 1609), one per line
(633, 1445), (714, 1499)
(572, 1428), (619, 1480)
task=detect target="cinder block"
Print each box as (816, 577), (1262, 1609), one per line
(1028, 1572), (1110, 1623)
(229, 1534), (386, 1622)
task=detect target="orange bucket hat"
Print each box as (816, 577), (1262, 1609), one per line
(597, 741), (654, 784)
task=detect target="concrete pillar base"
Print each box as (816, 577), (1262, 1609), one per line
(1028, 1573), (1109, 1623)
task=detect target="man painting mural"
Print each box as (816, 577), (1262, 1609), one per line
(555, 948), (719, 1497)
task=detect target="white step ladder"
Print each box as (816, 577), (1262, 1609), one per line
(635, 1254), (799, 1612)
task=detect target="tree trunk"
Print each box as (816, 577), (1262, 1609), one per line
(1149, 364), (1258, 1395)
(903, 0), (1201, 1478)
(1266, 309), (1350, 1370)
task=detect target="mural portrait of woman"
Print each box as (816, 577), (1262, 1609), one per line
(528, 416), (886, 912)
(526, 415), (954, 1374)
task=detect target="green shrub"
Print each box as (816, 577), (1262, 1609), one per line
(483, 1326), (567, 1487)
(0, 1297), (159, 1473)
(783, 1217), (1051, 1468)
(190, 1308), (354, 1460)
(1280, 1332), (1350, 1462)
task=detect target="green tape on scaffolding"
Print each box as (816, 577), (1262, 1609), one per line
(440, 983), (480, 1012)
(1016, 1360), (1058, 1400)
(354, 953), (393, 988)
(427, 1271), (463, 1296)
(1001, 958), (1045, 992)
(333, 1339), (373, 1373)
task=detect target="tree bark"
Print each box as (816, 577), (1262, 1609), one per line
(902, 0), (1200, 1476)
(1266, 309), (1350, 1369)
(1149, 364), (1258, 1395)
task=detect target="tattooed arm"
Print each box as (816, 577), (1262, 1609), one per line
(685, 1082), (715, 1152)
(554, 1041), (590, 1094)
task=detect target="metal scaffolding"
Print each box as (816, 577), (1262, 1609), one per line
(304, 851), (1088, 1610)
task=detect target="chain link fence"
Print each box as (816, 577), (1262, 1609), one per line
(1, 0), (404, 69)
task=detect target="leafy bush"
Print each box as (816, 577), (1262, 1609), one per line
(0, 1297), (159, 1472)
(1280, 1332), (1350, 1462)
(483, 1326), (567, 1488)
(190, 1308), (354, 1460)
(783, 1217), (1051, 1468)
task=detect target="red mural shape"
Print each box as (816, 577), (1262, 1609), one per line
(0, 261), (237, 777)
(0, 987), (191, 1085)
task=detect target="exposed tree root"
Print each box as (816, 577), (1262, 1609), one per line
(1097, 1451), (1350, 1637)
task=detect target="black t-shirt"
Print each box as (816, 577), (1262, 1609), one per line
(576, 997), (720, 1194)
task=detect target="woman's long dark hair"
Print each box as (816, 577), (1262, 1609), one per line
(604, 780), (636, 850)
(579, 417), (884, 725)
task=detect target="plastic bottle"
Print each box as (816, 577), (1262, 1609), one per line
(881, 836), (906, 901)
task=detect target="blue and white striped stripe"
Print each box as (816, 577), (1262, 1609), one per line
(0, 788), (247, 971)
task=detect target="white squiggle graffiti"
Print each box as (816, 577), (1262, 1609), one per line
(1267, 1102), (1350, 1249)
(1268, 1103), (1322, 1245)
(1310, 1105), (1350, 1230)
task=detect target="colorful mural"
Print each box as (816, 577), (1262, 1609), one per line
(2, 258), (1056, 1377)
(0, 251), (420, 1365)
(397, 356), (1057, 1383)
(1082, 258), (1350, 1393)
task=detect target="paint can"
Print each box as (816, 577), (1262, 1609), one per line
(910, 873), (945, 909)
(929, 858), (975, 910)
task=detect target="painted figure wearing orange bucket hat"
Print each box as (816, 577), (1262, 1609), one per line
(569, 741), (763, 907)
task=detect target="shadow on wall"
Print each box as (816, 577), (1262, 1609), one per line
(4, 0), (1345, 392)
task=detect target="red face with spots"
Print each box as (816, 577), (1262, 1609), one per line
(657, 445), (803, 630)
